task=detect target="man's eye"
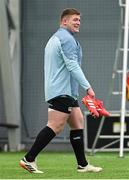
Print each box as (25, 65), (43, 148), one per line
(73, 18), (80, 22)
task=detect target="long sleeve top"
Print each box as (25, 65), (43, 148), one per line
(44, 27), (91, 101)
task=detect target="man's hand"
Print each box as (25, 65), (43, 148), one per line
(83, 87), (98, 118)
(87, 87), (95, 98)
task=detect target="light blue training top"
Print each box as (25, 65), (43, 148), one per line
(44, 27), (91, 101)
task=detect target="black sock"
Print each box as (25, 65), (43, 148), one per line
(70, 129), (88, 167)
(25, 126), (56, 162)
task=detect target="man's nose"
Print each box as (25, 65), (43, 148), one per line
(77, 20), (80, 25)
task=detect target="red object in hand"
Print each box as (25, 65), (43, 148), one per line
(82, 95), (110, 118)
(95, 99), (110, 117)
(82, 95), (99, 118)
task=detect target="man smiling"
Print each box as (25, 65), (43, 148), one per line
(20, 8), (102, 174)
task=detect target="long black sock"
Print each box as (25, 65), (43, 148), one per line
(70, 129), (88, 167)
(25, 126), (56, 162)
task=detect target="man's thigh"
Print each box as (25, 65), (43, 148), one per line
(47, 95), (82, 132)
(47, 95), (76, 133)
(47, 108), (69, 134)
(68, 107), (84, 129)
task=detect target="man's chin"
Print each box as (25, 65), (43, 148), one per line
(74, 29), (79, 33)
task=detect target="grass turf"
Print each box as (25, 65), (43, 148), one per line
(0, 151), (129, 179)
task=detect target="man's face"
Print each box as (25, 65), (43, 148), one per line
(64, 14), (81, 33)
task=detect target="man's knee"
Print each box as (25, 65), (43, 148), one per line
(47, 121), (65, 134)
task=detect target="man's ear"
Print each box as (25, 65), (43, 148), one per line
(61, 17), (68, 26)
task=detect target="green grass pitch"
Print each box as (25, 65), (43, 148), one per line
(0, 151), (129, 179)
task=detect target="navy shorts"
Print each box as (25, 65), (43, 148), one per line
(47, 95), (79, 114)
